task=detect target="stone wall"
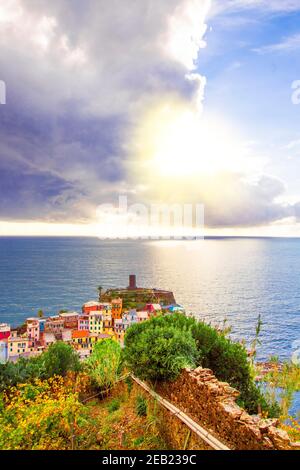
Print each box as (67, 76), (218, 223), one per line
(153, 367), (300, 450)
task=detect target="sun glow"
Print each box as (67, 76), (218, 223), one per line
(134, 101), (253, 178)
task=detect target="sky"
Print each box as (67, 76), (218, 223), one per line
(1, 0), (300, 236)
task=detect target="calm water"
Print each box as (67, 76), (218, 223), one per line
(0, 236), (300, 362)
(1, 236), (300, 414)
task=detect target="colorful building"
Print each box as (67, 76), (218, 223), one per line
(114, 319), (125, 344)
(137, 311), (150, 323)
(26, 318), (40, 346)
(102, 314), (114, 335)
(145, 304), (162, 315)
(89, 312), (103, 335)
(59, 312), (79, 329)
(61, 329), (72, 342)
(43, 332), (56, 347)
(78, 314), (90, 331)
(8, 336), (30, 358)
(111, 298), (123, 322)
(122, 310), (138, 330)
(0, 323), (10, 341)
(71, 330), (97, 354)
(45, 316), (65, 334)
(82, 301), (111, 314)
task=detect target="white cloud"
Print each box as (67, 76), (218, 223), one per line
(210, 0), (300, 16)
(253, 33), (300, 54)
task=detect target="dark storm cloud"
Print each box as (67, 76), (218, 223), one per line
(0, 0), (208, 223)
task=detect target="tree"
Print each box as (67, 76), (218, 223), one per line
(42, 342), (81, 378)
(37, 309), (44, 318)
(123, 318), (198, 382)
(85, 339), (122, 390)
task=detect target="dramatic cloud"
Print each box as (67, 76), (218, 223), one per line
(0, 0), (210, 222)
(1, 0), (300, 232)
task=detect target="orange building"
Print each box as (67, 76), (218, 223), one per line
(111, 298), (123, 322)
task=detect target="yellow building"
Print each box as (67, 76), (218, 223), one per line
(8, 336), (30, 358)
(71, 330), (98, 354)
(89, 312), (104, 334)
(102, 314), (114, 335)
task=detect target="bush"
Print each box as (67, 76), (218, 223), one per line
(85, 339), (123, 391)
(123, 318), (198, 382)
(0, 343), (81, 391)
(124, 313), (280, 416)
(135, 395), (147, 417)
(42, 342), (81, 378)
(0, 356), (45, 392)
(0, 377), (88, 450)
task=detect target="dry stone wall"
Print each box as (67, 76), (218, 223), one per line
(154, 367), (300, 450)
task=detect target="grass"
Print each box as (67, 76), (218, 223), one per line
(85, 382), (167, 450)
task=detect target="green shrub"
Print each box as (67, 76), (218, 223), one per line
(124, 313), (280, 417)
(0, 356), (45, 391)
(135, 395), (147, 417)
(123, 318), (198, 381)
(42, 341), (81, 378)
(107, 398), (121, 413)
(85, 339), (123, 391)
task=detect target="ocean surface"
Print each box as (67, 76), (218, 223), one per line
(0, 236), (300, 362)
(1, 236), (299, 414)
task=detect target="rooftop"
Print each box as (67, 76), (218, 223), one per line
(83, 301), (111, 307)
(59, 312), (79, 318)
(72, 330), (89, 339)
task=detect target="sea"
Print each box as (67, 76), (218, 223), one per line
(0, 236), (299, 413)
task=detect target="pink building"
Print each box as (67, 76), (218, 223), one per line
(45, 316), (65, 334)
(26, 318), (40, 346)
(78, 314), (90, 331)
(137, 311), (149, 323)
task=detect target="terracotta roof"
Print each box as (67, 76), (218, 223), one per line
(72, 330), (89, 339)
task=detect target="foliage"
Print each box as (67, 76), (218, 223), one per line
(281, 416), (300, 442)
(85, 340), (123, 391)
(135, 395), (147, 417)
(37, 309), (44, 318)
(0, 342), (81, 391)
(107, 398), (121, 413)
(250, 314), (263, 362)
(42, 342), (81, 378)
(0, 376), (91, 450)
(0, 356), (45, 392)
(124, 313), (280, 416)
(123, 317), (198, 382)
(262, 361), (300, 418)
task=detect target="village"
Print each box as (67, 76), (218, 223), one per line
(0, 275), (184, 363)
